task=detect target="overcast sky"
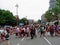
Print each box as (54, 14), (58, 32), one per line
(0, 0), (49, 21)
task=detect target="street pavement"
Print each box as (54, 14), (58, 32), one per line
(0, 35), (60, 45)
(46, 36), (60, 45)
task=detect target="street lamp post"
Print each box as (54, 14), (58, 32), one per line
(15, 4), (19, 25)
(15, 4), (19, 16)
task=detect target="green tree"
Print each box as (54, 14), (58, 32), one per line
(44, 0), (60, 22)
(37, 19), (41, 24)
(19, 17), (29, 25)
(45, 10), (53, 22)
(52, 7), (60, 15)
(0, 9), (17, 26)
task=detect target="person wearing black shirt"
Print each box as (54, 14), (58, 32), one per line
(30, 27), (35, 39)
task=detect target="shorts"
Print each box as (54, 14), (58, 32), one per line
(6, 38), (9, 40)
(41, 31), (44, 35)
(16, 33), (18, 36)
(21, 30), (24, 34)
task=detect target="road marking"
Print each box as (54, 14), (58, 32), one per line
(21, 37), (25, 41)
(17, 43), (19, 45)
(17, 37), (25, 45)
(44, 37), (52, 45)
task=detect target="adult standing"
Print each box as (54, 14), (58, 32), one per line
(50, 25), (54, 36)
(39, 25), (44, 37)
(30, 26), (35, 39)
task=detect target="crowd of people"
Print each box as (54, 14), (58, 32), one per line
(0, 23), (60, 42)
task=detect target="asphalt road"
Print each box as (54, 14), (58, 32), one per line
(0, 35), (60, 45)
(46, 36), (60, 45)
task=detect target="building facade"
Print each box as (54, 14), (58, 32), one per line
(49, 0), (57, 9)
(41, 14), (46, 23)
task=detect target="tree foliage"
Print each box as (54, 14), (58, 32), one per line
(37, 19), (41, 24)
(45, 0), (60, 22)
(45, 11), (53, 22)
(19, 18), (29, 25)
(0, 9), (17, 26)
(52, 7), (60, 15)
